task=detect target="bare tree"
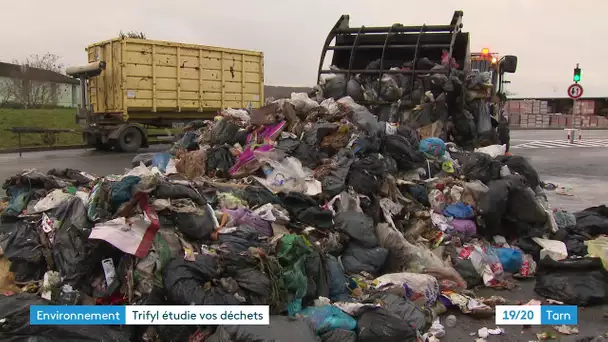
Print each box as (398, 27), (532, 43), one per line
(0, 78), (12, 107)
(3, 53), (64, 108)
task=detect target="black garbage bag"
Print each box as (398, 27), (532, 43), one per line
(534, 257), (608, 306)
(233, 129), (249, 147)
(155, 181), (205, 205)
(334, 212), (378, 248)
(217, 225), (265, 254)
(276, 137), (322, 169)
(231, 267), (272, 305)
(47, 168), (95, 186)
(346, 155), (385, 196)
(397, 125), (420, 149)
(451, 109), (477, 148)
(321, 329), (357, 342)
(132, 152), (156, 167)
(318, 149), (355, 198)
(206, 145), (236, 178)
(2, 221), (47, 282)
(376, 104), (400, 123)
(477, 178), (511, 238)
(305, 250), (330, 301)
(461, 153), (502, 184)
(341, 244), (388, 275)
(324, 75), (347, 100)
(381, 156), (399, 175)
(359, 194), (382, 226)
(552, 228), (589, 257)
(51, 198), (100, 290)
(304, 123), (339, 146)
(133, 286), (198, 342)
(405, 184), (430, 206)
(496, 155), (540, 189)
(452, 258), (483, 289)
(353, 133), (384, 156)
(505, 175), (547, 224)
(356, 307), (418, 342)
(515, 236), (542, 262)
(382, 135), (424, 171)
(163, 254), (240, 305)
(171, 210), (215, 240)
(2, 170), (70, 191)
(279, 192), (333, 230)
(364, 292), (425, 332)
(207, 316), (320, 342)
(0, 293), (132, 341)
(235, 185), (283, 208)
(574, 205), (608, 236)
(211, 118), (239, 145)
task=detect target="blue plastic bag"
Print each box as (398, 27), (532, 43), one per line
(151, 152), (171, 172)
(4, 186), (32, 216)
(301, 305), (357, 334)
(419, 137), (446, 158)
(327, 256), (349, 301)
(443, 202), (474, 219)
(496, 248), (523, 273)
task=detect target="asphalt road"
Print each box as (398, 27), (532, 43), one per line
(0, 132), (607, 341)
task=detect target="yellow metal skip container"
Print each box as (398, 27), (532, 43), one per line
(86, 38), (264, 121)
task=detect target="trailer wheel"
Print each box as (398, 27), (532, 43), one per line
(94, 143), (113, 151)
(115, 127), (143, 153)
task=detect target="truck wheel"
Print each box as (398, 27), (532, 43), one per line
(115, 127), (143, 153)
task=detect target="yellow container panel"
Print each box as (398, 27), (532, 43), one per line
(86, 38), (264, 119)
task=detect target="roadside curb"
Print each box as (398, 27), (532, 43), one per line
(0, 145), (88, 154)
(0, 142), (167, 154)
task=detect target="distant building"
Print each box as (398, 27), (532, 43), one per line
(0, 61), (80, 108)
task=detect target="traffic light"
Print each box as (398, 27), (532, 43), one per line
(573, 65), (581, 83)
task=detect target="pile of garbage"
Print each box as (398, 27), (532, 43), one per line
(2, 62), (608, 342)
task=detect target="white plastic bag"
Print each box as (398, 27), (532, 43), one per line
(336, 96), (380, 134)
(33, 189), (72, 213)
(475, 144), (507, 158)
(222, 108), (250, 123)
(319, 98), (340, 116)
(253, 155), (313, 193)
(327, 191), (362, 215)
(532, 237), (568, 261)
(468, 245), (504, 286)
(375, 224), (467, 290)
(289, 92), (319, 113)
(429, 189), (446, 213)
(373, 272), (439, 309)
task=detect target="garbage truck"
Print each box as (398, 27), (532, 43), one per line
(316, 10), (517, 144)
(66, 38), (264, 152)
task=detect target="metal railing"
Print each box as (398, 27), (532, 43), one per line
(4, 127), (80, 157)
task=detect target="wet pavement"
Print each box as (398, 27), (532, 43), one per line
(0, 137), (607, 341)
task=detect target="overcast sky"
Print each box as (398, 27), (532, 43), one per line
(1, 0), (604, 98)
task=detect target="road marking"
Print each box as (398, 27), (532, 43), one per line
(513, 139), (608, 149)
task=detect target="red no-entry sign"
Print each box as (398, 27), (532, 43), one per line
(567, 83), (583, 99)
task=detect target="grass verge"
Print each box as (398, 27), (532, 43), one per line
(0, 108), (177, 150)
(0, 108), (81, 149)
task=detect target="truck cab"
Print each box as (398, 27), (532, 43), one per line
(470, 48), (518, 109)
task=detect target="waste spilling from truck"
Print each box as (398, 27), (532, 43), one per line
(2, 10), (608, 342)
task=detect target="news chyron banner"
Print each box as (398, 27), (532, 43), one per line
(31, 305), (269, 325)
